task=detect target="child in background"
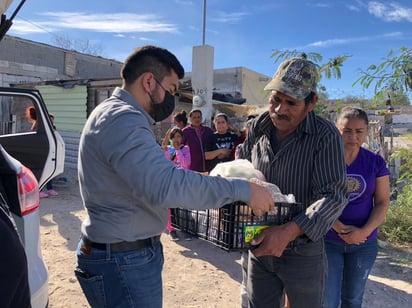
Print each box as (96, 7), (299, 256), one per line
(173, 109), (188, 130)
(162, 127), (191, 240)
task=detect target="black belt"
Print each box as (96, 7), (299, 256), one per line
(82, 235), (161, 252)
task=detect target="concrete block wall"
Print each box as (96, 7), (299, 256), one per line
(0, 35), (123, 86)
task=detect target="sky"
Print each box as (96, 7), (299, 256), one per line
(3, 0), (412, 99)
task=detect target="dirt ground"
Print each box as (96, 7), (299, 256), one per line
(39, 181), (412, 308)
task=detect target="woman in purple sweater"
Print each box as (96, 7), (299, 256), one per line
(182, 109), (213, 173)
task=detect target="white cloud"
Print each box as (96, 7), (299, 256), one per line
(11, 12), (179, 35)
(307, 2), (332, 8)
(368, 1), (412, 22)
(347, 5), (361, 12)
(174, 0), (194, 5)
(293, 32), (403, 49)
(11, 19), (57, 34)
(139, 37), (156, 42)
(209, 11), (249, 24)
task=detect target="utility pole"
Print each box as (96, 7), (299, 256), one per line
(202, 0), (206, 45)
(192, 0), (214, 125)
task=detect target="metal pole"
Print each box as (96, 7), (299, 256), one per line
(202, 0), (206, 45)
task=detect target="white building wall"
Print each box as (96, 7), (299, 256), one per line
(192, 45), (214, 125)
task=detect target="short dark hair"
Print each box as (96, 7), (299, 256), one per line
(121, 45), (185, 85)
(337, 106), (369, 125)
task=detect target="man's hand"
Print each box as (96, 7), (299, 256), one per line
(250, 221), (302, 257)
(248, 180), (274, 216)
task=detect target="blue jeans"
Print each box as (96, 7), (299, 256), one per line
(323, 239), (378, 308)
(247, 240), (325, 308)
(46, 180), (53, 190)
(75, 239), (164, 308)
(240, 251), (248, 308)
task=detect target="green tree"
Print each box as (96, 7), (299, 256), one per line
(353, 47), (411, 104)
(334, 96), (370, 108)
(314, 90), (330, 119)
(269, 49), (351, 82)
(380, 147), (412, 246)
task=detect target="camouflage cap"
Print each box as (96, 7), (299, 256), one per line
(264, 57), (319, 100)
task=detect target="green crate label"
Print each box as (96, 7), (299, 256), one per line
(244, 224), (271, 243)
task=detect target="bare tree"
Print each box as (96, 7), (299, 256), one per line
(52, 34), (104, 57)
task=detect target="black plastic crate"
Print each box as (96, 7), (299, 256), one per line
(171, 202), (303, 251)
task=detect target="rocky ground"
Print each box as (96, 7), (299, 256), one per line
(38, 181), (411, 307)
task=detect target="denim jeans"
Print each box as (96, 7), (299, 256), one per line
(247, 240), (325, 308)
(240, 251), (248, 308)
(323, 239), (378, 308)
(46, 180), (52, 190)
(75, 239), (164, 308)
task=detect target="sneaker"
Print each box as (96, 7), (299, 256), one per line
(169, 231), (180, 241)
(47, 189), (59, 196)
(39, 191), (48, 198)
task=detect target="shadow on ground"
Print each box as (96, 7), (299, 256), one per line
(39, 181), (84, 251)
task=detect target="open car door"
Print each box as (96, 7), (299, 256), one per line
(0, 87), (65, 188)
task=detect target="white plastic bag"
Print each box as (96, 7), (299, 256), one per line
(210, 159), (296, 205)
(249, 178), (296, 204)
(209, 159), (266, 180)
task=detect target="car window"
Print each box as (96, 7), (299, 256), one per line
(0, 91), (50, 183)
(0, 94), (39, 135)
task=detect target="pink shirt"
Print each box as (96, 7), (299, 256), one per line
(165, 145), (191, 170)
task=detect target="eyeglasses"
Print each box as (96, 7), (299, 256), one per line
(154, 77), (177, 96)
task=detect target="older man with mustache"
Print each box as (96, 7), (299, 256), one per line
(237, 57), (348, 308)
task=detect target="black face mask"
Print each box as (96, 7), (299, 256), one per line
(151, 91), (175, 122)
